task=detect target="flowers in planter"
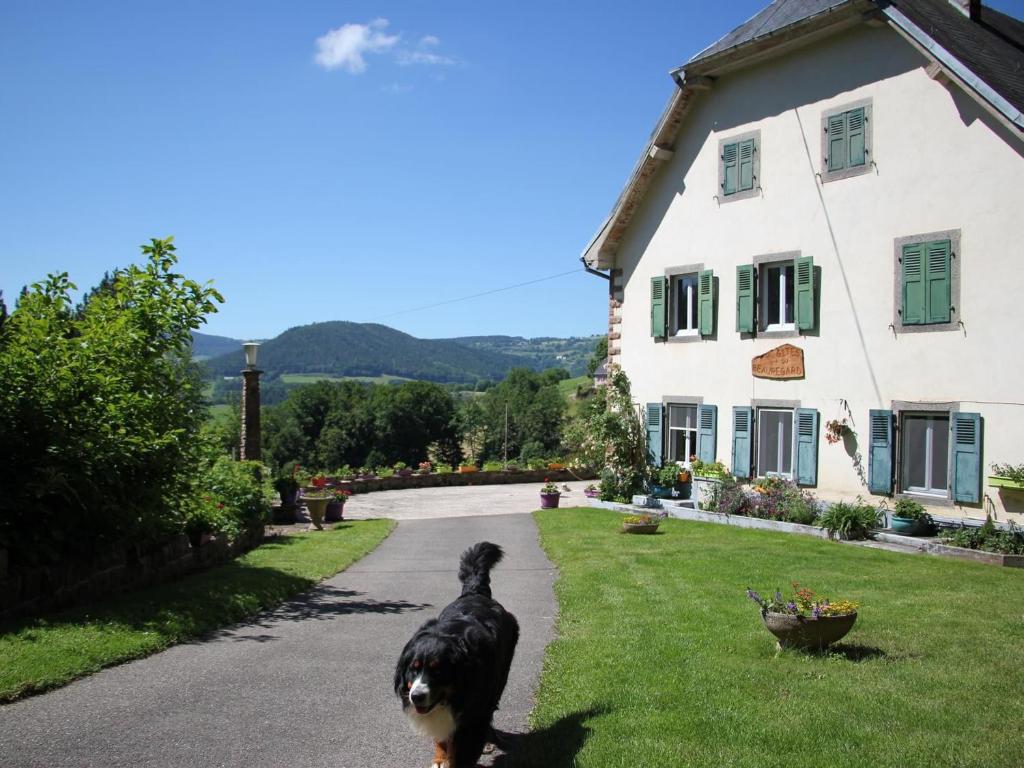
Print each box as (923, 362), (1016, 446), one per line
(331, 488), (352, 503)
(746, 582), (859, 617)
(541, 478), (560, 495)
(824, 418), (851, 445)
(940, 515), (1024, 555)
(690, 456), (730, 479)
(418, 461), (432, 474)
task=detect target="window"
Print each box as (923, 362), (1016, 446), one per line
(667, 404), (698, 463)
(869, 408), (982, 504)
(760, 262), (794, 332)
(737, 255), (815, 335)
(757, 408), (794, 478)
(651, 269), (715, 339)
(673, 274), (699, 336)
(718, 131), (760, 203)
(901, 413), (949, 497)
(893, 230), (960, 334)
(821, 100), (871, 182)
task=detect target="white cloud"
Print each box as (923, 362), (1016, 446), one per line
(314, 19), (399, 73)
(398, 35), (456, 67)
(419, 35), (440, 47)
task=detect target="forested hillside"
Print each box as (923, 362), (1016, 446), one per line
(191, 331), (243, 359)
(201, 321), (524, 384)
(444, 335), (602, 376)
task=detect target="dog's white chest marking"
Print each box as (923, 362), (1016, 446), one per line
(406, 703), (455, 742)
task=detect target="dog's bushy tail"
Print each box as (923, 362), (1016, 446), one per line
(458, 541), (503, 598)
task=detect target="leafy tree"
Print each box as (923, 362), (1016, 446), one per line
(0, 237), (223, 567)
(478, 368), (566, 462)
(586, 336), (608, 377)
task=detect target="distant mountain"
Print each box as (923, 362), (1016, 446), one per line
(200, 322), (530, 385)
(191, 331), (244, 360)
(444, 335), (602, 377)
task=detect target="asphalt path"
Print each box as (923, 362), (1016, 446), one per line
(0, 486), (573, 767)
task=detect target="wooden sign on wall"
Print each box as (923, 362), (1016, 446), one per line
(752, 344), (804, 380)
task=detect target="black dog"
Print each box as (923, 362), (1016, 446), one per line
(394, 541), (520, 768)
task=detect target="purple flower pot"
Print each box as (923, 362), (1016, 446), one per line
(540, 492), (561, 509)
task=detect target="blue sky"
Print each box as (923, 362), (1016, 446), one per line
(3, 1), (1022, 342)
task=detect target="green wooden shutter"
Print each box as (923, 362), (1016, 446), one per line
(827, 113), (846, 172)
(794, 256), (815, 331)
(925, 240), (952, 324)
(736, 264), (755, 333)
(646, 403), (663, 468)
(795, 408), (819, 486)
(731, 407), (753, 479)
(951, 412), (982, 503)
(901, 243), (926, 325)
(698, 269), (714, 336)
(722, 142), (738, 195)
(868, 409), (894, 494)
(650, 276), (667, 338)
(738, 139), (755, 192)
(846, 107), (866, 167)
(697, 404), (717, 464)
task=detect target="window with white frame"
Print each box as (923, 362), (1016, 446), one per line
(673, 274), (699, 336)
(667, 404), (698, 463)
(760, 262), (795, 332)
(757, 408), (794, 477)
(901, 413), (949, 497)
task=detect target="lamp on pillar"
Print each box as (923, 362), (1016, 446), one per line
(240, 341), (262, 461)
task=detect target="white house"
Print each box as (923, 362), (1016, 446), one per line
(582, 0), (1024, 523)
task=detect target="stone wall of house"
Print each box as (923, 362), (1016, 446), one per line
(0, 524), (265, 623)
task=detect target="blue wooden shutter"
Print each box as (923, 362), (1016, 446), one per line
(795, 408), (819, 486)
(646, 403), (663, 468)
(650, 276), (667, 338)
(926, 240), (952, 324)
(698, 269), (714, 336)
(951, 412), (982, 503)
(722, 142), (738, 195)
(794, 256), (815, 331)
(738, 139), (755, 192)
(868, 409), (894, 494)
(732, 407), (753, 479)
(901, 243), (926, 325)
(697, 404), (717, 464)
(846, 107), (866, 167)
(736, 264), (755, 333)
(827, 113), (846, 172)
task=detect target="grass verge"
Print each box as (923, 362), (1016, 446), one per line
(514, 508), (1024, 768)
(0, 519), (393, 703)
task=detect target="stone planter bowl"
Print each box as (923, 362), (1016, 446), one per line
(622, 522), (660, 534)
(761, 611), (858, 650)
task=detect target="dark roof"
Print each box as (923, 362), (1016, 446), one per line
(689, 0), (852, 64)
(894, 0), (1024, 116)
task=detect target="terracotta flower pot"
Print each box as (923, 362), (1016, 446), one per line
(760, 611), (857, 651)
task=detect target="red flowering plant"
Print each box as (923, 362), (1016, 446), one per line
(541, 478), (560, 494)
(331, 488), (352, 503)
(746, 581), (859, 618)
(184, 493), (229, 545)
(824, 419), (851, 445)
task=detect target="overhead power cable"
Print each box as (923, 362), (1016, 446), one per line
(371, 268), (581, 321)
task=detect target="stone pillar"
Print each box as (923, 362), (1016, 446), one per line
(240, 368), (262, 461)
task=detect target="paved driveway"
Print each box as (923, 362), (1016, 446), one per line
(0, 482), (585, 767)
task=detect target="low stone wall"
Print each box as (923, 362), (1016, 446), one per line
(0, 524), (265, 623)
(329, 467), (595, 494)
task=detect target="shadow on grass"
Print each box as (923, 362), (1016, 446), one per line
(824, 643), (887, 662)
(489, 707), (603, 767)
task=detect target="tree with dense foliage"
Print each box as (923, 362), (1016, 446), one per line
(0, 238), (224, 567)
(563, 364), (650, 501)
(476, 368), (566, 463)
(586, 336), (608, 377)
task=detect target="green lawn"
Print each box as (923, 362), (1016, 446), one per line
(0, 519), (393, 703)
(518, 508), (1024, 768)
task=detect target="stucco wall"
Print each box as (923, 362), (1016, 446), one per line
(612, 23), (1024, 522)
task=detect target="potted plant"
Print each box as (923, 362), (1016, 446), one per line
(622, 513), (661, 534)
(417, 461), (432, 475)
(818, 497), (881, 540)
(540, 479), (561, 509)
(547, 461), (566, 471)
(989, 462), (1024, 491)
(272, 470), (300, 524)
(584, 483), (600, 499)
(325, 488), (351, 522)
(747, 582), (859, 651)
(458, 464), (478, 473)
(690, 456), (731, 509)
(824, 418), (852, 445)
(394, 461), (413, 477)
(889, 497), (931, 535)
(650, 464), (683, 499)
